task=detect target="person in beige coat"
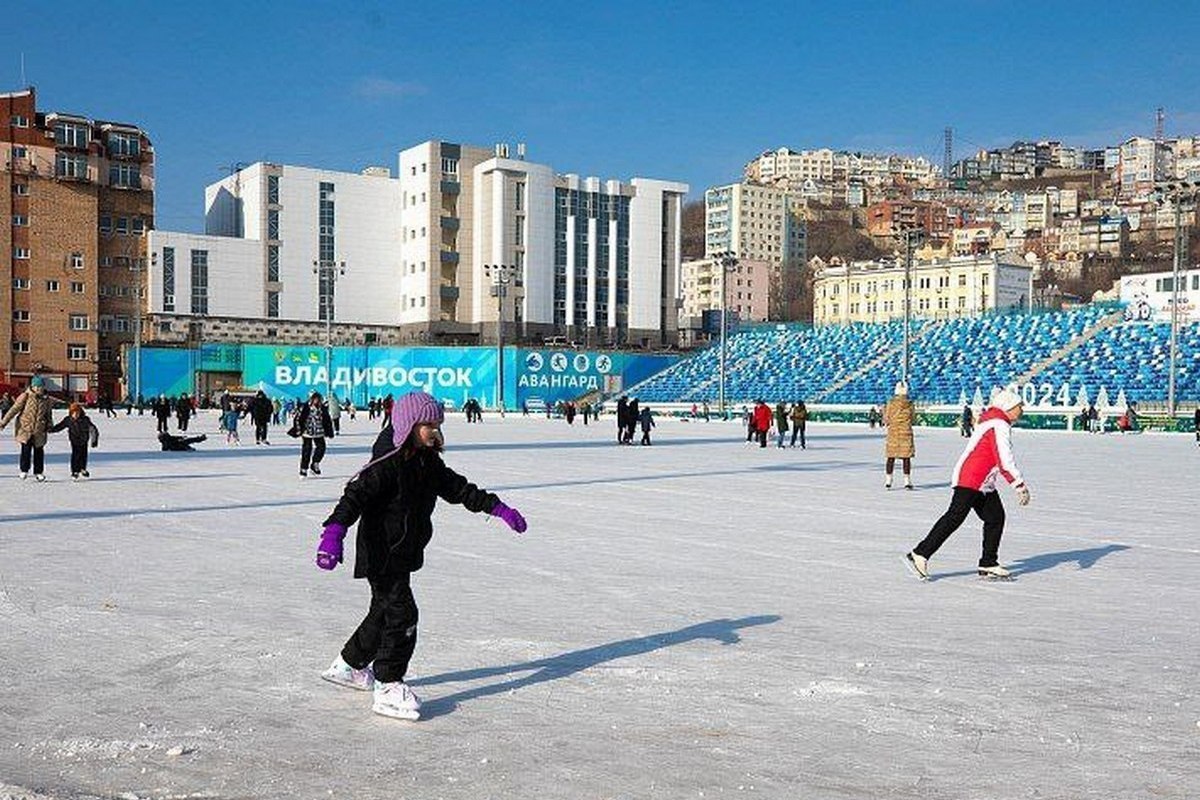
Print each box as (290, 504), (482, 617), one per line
(883, 381), (915, 490)
(0, 375), (56, 481)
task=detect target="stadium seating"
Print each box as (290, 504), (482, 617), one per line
(629, 306), (1200, 406)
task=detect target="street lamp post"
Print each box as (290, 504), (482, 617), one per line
(898, 229), (923, 387)
(1154, 181), (1198, 417)
(313, 258), (347, 398)
(484, 263), (517, 414)
(712, 250), (739, 415)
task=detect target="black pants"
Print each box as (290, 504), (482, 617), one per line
(746, 424), (755, 442)
(70, 444), (88, 474)
(641, 428), (651, 445)
(254, 421), (269, 443)
(886, 457), (911, 475)
(178, 415), (189, 431)
(914, 487), (1006, 567)
(156, 416), (169, 433)
(342, 574), (419, 683)
(790, 422), (806, 448)
(19, 442), (45, 475)
(332, 418), (340, 435)
(300, 437), (326, 471)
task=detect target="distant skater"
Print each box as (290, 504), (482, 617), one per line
(50, 402), (100, 479)
(905, 388), (1030, 581)
(883, 382), (914, 490)
(314, 391), (528, 721)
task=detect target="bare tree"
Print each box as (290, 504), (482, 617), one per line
(681, 199), (706, 260)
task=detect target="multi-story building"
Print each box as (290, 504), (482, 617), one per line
(1115, 136), (1173, 199)
(679, 257), (771, 327)
(2, 87), (153, 399)
(812, 253), (1033, 326)
(147, 141), (688, 352)
(746, 147), (939, 190)
(704, 182), (806, 264)
(866, 199), (950, 241)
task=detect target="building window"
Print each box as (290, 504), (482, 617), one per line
(12, 341), (30, 353)
(109, 163), (140, 189)
(191, 250), (208, 314)
(99, 214), (112, 234)
(13, 247), (30, 259)
(13, 278), (29, 289)
(10, 115), (29, 127)
(267, 291), (280, 318)
(12, 214), (28, 226)
(13, 310), (30, 322)
(267, 245), (280, 282)
(98, 347), (113, 363)
(13, 183), (29, 196)
(132, 218), (145, 236)
(441, 157), (458, 176)
(116, 217), (129, 235)
(69, 313), (89, 330)
(162, 247), (175, 311)
(67, 343), (88, 360)
(55, 153), (89, 179)
(267, 175), (280, 204)
(12, 146), (26, 160)
(107, 132), (140, 158)
(71, 252), (84, 269)
(55, 121), (89, 148)
(515, 181), (526, 212)
(71, 281), (85, 294)
(47, 280), (60, 292)
(268, 209), (280, 240)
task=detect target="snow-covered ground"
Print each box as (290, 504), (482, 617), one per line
(1, 411), (1197, 800)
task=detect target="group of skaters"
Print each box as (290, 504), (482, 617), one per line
(0, 376), (99, 480)
(614, 395), (655, 444)
(743, 400), (809, 449)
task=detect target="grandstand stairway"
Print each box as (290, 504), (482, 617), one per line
(1010, 310), (1126, 387)
(810, 320), (943, 404)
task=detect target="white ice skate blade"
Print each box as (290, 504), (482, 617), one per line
(372, 701), (421, 721)
(321, 672), (374, 691)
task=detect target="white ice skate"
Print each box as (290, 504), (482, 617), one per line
(904, 552), (929, 580)
(34, 474), (46, 482)
(372, 680), (422, 720)
(977, 564), (1012, 579)
(19, 472), (28, 480)
(321, 656), (375, 691)
(884, 475), (893, 490)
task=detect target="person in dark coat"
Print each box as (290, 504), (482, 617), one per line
(158, 432), (207, 451)
(176, 393), (193, 431)
(249, 390), (274, 445)
(313, 391), (528, 721)
(615, 395), (629, 444)
(152, 394), (171, 433)
(638, 405), (655, 445)
(624, 398), (639, 444)
(960, 404), (974, 437)
(292, 391), (334, 477)
(49, 402), (100, 479)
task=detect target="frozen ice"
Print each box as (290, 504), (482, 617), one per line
(1, 412), (1198, 798)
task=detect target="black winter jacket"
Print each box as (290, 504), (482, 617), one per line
(291, 403), (333, 438)
(324, 446), (499, 578)
(49, 413), (99, 448)
(249, 395), (273, 425)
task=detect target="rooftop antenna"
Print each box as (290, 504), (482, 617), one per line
(943, 126), (953, 179)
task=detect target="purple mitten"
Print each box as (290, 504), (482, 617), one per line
(490, 501), (527, 534)
(316, 522), (347, 570)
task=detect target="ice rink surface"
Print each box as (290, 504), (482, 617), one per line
(1, 411), (1198, 800)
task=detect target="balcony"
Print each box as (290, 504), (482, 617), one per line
(440, 180), (460, 195)
(439, 284), (460, 301)
(439, 249), (459, 265)
(440, 216), (460, 231)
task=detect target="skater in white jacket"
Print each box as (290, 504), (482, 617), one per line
(905, 388), (1030, 580)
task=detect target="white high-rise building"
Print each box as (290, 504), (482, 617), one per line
(147, 142), (688, 348)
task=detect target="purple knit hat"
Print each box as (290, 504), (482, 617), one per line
(391, 391), (445, 447)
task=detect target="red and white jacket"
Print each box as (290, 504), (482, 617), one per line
(951, 407), (1025, 493)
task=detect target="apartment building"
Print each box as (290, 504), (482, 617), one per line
(865, 199), (950, 240)
(812, 253), (1033, 326)
(746, 147), (940, 190)
(704, 182), (806, 264)
(1, 87), (153, 399)
(679, 257), (771, 325)
(1116, 136), (1173, 199)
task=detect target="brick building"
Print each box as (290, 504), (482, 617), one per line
(2, 87), (153, 400)
(865, 199), (950, 242)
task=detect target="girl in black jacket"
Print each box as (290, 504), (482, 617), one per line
(314, 391), (528, 721)
(291, 392), (334, 477)
(49, 403), (99, 479)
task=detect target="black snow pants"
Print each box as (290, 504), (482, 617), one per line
(19, 442), (45, 475)
(300, 437), (326, 471)
(914, 487), (1006, 568)
(254, 420), (269, 444)
(790, 421), (806, 448)
(342, 573), (419, 683)
(70, 443), (89, 475)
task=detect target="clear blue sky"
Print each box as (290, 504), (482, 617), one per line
(5, 1), (1200, 232)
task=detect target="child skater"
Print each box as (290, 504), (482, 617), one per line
(314, 391), (528, 720)
(222, 401), (243, 446)
(905, 387), (1030, 581)
(49, 402), (100, 480)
